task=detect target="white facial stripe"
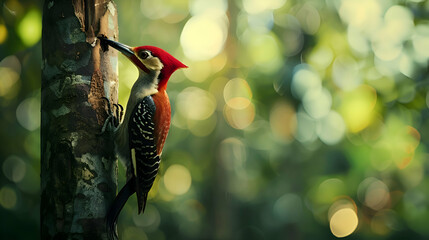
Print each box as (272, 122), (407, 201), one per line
(142, 56), (164, 71)
(136, 50), (164, 71)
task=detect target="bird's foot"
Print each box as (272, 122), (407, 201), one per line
(100, 97), (123, 135)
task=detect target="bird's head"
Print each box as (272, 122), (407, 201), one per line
(98, 37), (187, 90)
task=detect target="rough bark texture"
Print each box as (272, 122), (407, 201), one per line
(41, 0), (118, 239)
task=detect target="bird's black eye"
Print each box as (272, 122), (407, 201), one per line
(138, 51), (149, 59)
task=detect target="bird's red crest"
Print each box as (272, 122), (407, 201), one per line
(134, 46), (187, 90)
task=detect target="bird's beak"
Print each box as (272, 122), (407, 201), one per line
(98, 36), (134, 58)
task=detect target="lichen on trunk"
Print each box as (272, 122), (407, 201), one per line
(41, 0), (119, 239)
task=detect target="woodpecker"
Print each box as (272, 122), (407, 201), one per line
(98, 36), (187, 240)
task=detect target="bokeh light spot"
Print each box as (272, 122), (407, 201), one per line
(339, 0), (381, 33)
(210, 51), (228, 73)
(16, 97), (41, 131)
(369, 143), (393, 171)
(364, 179), (390, 211)
(317, 111), (346, 145)
(181, 12), (228, 60)
(164, 164), (192, 195)
(295, 3), (320, 35)
(308, 46), (333, 69)
(276, 15), (304, 56)
(357, 177), (390, 211)
(294, 111), (317, 143)
(242, 0), (286, 14)
(2, 155), (26, 183)
(369, 5), (413, 62)
(332, 56), (361, 90)
(397, 126), (420, 169)
(328, 198), (357, 221)
(398, 156), (424, 189)
(190, 0), (228, 16)
(0, 24), (7, 44)
(187, 114), (217, 137)
(223, 102), (255, 130)
(133, 204), (161, 231)
(399, 53), (415, 78)
(302, 88), (332, 119)
(17, 9), (42, 46)
(183, 60), (212, 83)
(372, 39), (402, 62)
(317, 178), (345, 204)
(245, 32), (282, 73)
(0, 55), (21, 98)
(224, 78), (252, 110)
(176, 87), (216, 120)
(0, 186), (17, 209)
(291, 64), (321, 99)
(273, 193), (303, 223)
(339, 85), (377, 133)
(330, 208), (358, 238)
(367, 117), (421, 170)
(269, 100), (296, 142)
(347, 26), (370, 56)
(247, 11), (274, 33)
(412, 24), (429, 60)
(383, 5), (414, 43)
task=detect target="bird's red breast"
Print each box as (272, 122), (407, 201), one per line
(152, 90), (171, 155)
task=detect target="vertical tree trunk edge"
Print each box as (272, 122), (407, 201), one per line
(41, 1), (118, 239)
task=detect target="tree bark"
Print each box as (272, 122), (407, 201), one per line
(41, 0), (118, 239)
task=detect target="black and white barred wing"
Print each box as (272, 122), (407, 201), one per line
(128, 96), (160, 214)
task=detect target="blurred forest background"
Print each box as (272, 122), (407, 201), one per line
(1, 0), (429, 239)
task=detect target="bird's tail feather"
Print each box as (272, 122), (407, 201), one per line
(137, 192), (148, 214)
(106, 178), (136, 240)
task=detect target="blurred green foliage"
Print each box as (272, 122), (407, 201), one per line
(1, 0), (429, 239)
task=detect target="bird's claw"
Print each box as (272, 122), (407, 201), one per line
(100, 97), (123, 135)
(113, 103), (124, 127)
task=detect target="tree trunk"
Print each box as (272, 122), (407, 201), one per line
(41, 0), (118, 239)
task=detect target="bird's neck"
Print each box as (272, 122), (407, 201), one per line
(130, 70), (160, 100)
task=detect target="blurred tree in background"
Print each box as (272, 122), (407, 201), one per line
(1, 0), (429, 239)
